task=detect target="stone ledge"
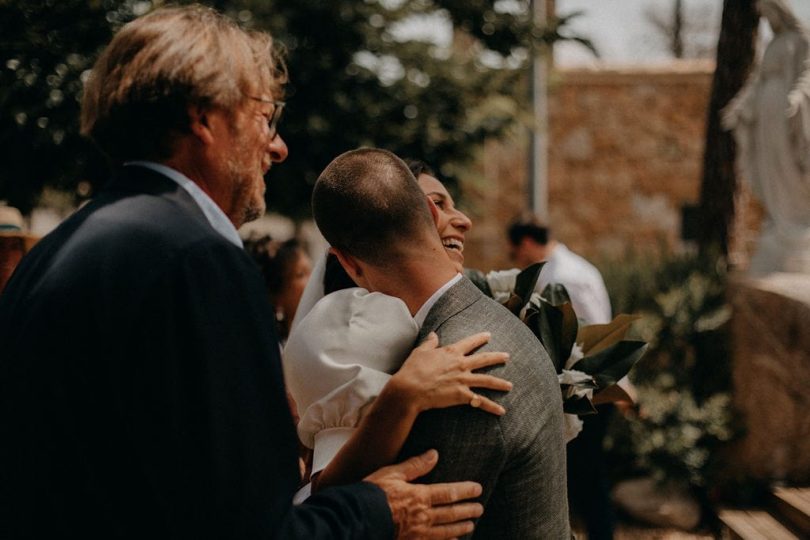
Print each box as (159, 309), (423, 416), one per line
(727, 273), (810, 483)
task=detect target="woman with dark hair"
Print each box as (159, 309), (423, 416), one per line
(244, 235), (312, 340)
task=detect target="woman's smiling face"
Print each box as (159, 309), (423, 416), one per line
(417, 173), (472, 272)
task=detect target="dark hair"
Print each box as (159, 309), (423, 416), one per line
(312, 148), (434, 266)
(405, 159), (436, 179)
(243, 235), (304, 299)
(507, 216), (551, 246)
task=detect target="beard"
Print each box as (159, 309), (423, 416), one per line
(225, 144), (266, 226)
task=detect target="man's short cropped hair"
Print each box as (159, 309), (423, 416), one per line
(507, 215), (551, 246)
(80, 5), (287, 162)
(312, 148), (435, 267)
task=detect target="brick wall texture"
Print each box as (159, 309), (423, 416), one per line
(461, 61), (715, 272)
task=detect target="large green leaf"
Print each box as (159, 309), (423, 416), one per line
(504, 293), (524, 316)
(513, 262), (545, 304)
(563, 394), (598, 415)
(541, 282), (571, 306)
(524, 297), (579, 373)
(592, 383), (634, 406)
(577, 314), (641, 356)
(572, 340), (648, 389)
(525, 302), (565, 372)
(463, 268), (493, 297)
(556, 298), (578, 364)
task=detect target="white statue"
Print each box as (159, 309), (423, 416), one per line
(722, 0), (810, 275)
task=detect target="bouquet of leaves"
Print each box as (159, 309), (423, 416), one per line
(467, 262), (648, 416)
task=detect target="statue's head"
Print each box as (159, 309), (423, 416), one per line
(757, 0), (803, 33)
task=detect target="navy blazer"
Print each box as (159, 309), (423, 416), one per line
(0, 166), (392, 539)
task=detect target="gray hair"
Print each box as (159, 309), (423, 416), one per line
(81, 5), (286, 162)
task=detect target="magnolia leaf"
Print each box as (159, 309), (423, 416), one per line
(541, 282), (571, 306)
(557, 300), (578, 362)
(525, 302), (565, 372)
(513, 262), (545, 305)
(524, 298), (577, 373)
(505, 293), (524, 315)
(464, 268), (493, 297)
(563, 395), (598, 416)
(592, 383), (634, 406)
(571, 340), (648, 389)
(577, 314), (641, 356)
(538, 283), (578, 365)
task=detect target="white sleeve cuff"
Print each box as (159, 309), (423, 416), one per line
(311, 427), (356, 477)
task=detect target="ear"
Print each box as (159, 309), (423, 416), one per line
(187, 104), (215, 146)
(425, 196), (440, 227)
(330, 248), (363, 282)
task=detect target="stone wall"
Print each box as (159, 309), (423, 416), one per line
(462, 61), (715, 272)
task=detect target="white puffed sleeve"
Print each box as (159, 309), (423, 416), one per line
(283, 288), (419, 476)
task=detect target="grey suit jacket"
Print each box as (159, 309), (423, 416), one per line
(399, 277), (570, 539)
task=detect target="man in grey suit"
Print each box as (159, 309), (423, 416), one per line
(312, 148), (571, 539)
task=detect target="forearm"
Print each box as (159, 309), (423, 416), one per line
(313, 379), (419, 492)
(280, 482), (394, 539)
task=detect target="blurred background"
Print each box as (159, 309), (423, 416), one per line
(3, 1), (810, 538)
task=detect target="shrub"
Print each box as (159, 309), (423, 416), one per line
(599, 249), (736, 491)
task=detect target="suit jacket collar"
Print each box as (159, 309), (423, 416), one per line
(417, 277), (484, 341)
(102, 164), (213, 235)
(107, 163), (185, 196)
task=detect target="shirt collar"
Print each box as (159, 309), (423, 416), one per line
(413, 273), (462, 329)
(124, 161), (243, 248)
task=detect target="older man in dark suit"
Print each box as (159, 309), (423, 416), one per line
(0, 6), (485, 539)
(313, 148), (571, 539)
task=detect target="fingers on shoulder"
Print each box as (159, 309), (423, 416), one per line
(444, 331), (491, 354)
(427, 481), (482, 506)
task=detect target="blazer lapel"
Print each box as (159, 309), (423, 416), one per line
(417, 278), (483, 342)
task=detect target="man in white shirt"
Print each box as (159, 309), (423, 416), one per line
(508, 218), (611, 325)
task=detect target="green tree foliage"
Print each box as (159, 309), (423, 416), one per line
(0, 0), (591, 217)
(0, 0), (151, 213)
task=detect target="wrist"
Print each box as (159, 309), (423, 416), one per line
(379, 375), (422, 416)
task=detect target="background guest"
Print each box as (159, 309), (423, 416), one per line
(244, 235), (312, 340)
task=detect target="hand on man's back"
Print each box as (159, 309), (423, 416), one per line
(365, 449), (483, 539)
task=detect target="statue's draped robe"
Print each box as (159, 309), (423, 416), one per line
(729, 28), (810, 274)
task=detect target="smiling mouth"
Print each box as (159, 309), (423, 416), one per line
(442, 238), (464, 253)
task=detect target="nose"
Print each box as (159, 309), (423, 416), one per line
(452, 208), (472, 232)
(268, 133), (288, 163)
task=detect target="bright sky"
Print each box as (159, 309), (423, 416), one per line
(555, 0), (810, 65)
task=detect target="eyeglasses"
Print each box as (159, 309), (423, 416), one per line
(248, 96), (285, 139)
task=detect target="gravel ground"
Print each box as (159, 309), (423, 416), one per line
(613, 524), (714, 539)
(572, 523), (714, 539)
